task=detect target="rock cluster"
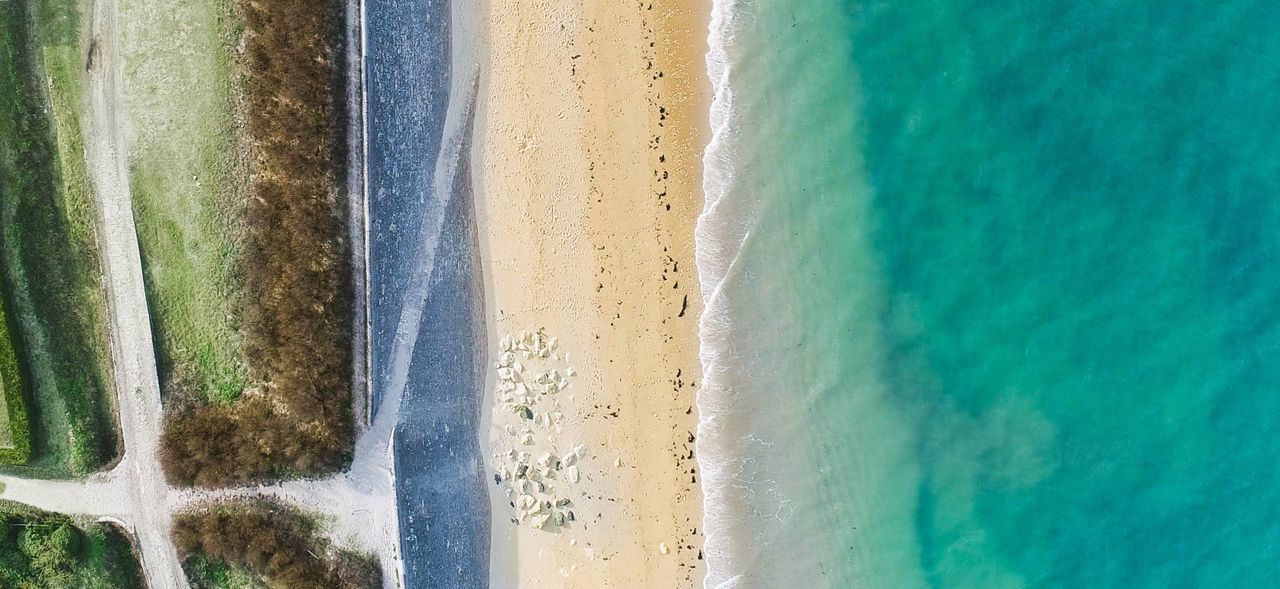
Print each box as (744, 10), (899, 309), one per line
(491, 329), (585, 530)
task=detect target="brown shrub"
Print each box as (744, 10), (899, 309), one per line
(173, 499), (380, 589)
(160, 0), (353, 487)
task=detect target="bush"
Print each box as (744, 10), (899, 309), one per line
(0, 501), (145, 588)
(160, 0), (353, 487)
(174, 499), (380, 589)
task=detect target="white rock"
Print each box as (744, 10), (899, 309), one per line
(566, 465), (580, 483)
(500, 335), (512, 351)
(659, 543), (669, 555)
(562, 453), (577, 466)
(566, 367), (577, 377)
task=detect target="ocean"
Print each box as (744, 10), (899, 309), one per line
(697, 1), (1280, 587)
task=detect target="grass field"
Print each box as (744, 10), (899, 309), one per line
(120, 0), (250, 404)
(0, 0), (119, 476)
(0, 501), (146, 588)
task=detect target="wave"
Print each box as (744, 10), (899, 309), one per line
(695, 1), (764, 587)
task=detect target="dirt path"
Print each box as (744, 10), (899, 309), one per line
(78, 0), (187, 584)
(0, 1), (412, 587)
(0, 0), (187, 585)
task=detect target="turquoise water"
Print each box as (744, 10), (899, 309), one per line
(697, 1), (1280, 587)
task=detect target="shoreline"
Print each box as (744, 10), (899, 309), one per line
(474, 0), (710, 586)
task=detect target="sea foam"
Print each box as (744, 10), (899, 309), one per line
(695, 1), (765, 586)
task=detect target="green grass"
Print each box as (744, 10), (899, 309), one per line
(0, 501), (145, 588)
(0, 0), (119, 477)
(0, 298), (32, 463)
(120, 0), (249, 404)
(186, 556), (266, 589)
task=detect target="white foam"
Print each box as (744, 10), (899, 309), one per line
(696, 1), (767, 587)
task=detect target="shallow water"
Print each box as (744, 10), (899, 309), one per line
(698, 1), (1280, 586)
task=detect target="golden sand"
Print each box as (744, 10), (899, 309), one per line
(473, 0), (709, 586)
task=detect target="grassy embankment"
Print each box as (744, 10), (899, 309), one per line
(120, 0), (249, 405)
(0, 500), (145, 588)
(174, 499), (379, 589)
(0, 0), (120, 476)
(157, 0), (355, 488)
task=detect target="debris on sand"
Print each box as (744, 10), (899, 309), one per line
(491, 328), (584, 530)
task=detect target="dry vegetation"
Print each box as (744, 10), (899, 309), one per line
(161, 0), (353, 487)
(174, 499), (379, 589)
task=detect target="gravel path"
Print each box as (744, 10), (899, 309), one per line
(0, 1), (405, 588)
(0, 0), (188, 585)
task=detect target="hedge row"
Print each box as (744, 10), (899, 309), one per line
(174, 499), (379, 589)
(160, 0), (353, 487)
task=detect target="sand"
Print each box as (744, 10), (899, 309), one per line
(472, 0), (710, 586)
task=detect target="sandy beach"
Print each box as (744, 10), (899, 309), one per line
(472, 0), (709, 586)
